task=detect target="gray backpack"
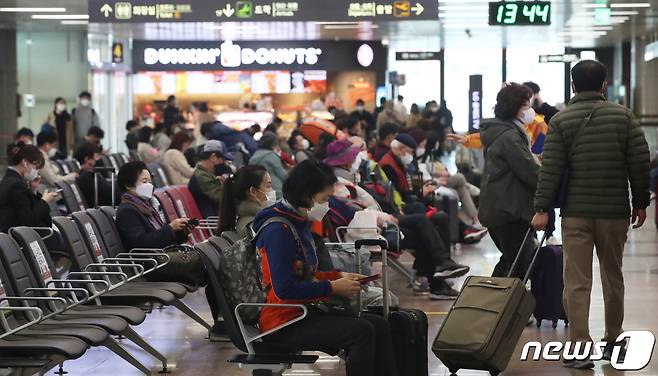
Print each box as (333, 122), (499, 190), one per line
(218, 216), (301, 325)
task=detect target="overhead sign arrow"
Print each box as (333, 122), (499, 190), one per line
(223, 4), (235, 17)
(100, 3), (113, 17)
(411, 3), (424, 15)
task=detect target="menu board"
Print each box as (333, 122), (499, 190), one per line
(133, 70), (327, 95)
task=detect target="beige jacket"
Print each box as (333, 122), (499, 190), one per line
(38, 149), (77, 186)
(137, 142), (164, 163)
(163, 149), (195, 185)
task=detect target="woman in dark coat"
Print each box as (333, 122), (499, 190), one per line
(0, 143), (59, 233)
(115, 161), (191, 249)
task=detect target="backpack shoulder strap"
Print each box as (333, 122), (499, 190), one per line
(253, 216), (302, 250)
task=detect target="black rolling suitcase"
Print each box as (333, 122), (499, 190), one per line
(352, 239), (429, 376)
(432, 229), (545, 376)
(530, 244), (568, 328)
(388, 308), (428, 376)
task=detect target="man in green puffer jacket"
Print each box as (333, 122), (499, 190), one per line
(532, 60), (650, 369)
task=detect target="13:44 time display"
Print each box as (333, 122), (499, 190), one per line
(488, 1), (551, 26)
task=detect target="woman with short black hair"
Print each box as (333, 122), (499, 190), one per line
(479, 83), (540, 278)
(253, 160), (398, 376)
(115, 161), (191, 250)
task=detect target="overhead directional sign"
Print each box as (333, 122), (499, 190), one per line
(88, 0), (438, 22)
(395, 51), (442, 60)
(538, 54), (579, 63)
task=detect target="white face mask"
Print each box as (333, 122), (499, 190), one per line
(520, 107), (536, 125)
(400, 153), (414, 166)
(301, 139), (310, 150)
(350, 153), (363, 172)
(356, 105), (364, 112)
(307, 201), (330, 221)
(56, 103), (66, 113)
(135, 182), (154, 199)
(23, 162), (38, 181)
(258, 188), (277, 206)
(416, 148), (426, 157)
(79, 98), (90, 107)
(47, 148), (57, 158)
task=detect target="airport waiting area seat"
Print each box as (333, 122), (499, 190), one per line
(194, 238), (320, 376)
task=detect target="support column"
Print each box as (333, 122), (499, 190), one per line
(501, 47), (507, 83)
(0, 30), (18, 170)
(440, 48), (445, 101)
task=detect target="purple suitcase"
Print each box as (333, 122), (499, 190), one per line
(530, 245), (568, 328)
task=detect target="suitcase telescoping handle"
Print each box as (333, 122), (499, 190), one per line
(355, 238), (390, 316)
(507, 228), (548, 284)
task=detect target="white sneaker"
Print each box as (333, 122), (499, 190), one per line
(546, 236), (561, 246)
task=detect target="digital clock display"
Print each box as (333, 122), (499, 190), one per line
(489, 1), (551, 26)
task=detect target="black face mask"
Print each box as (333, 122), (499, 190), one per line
(215, 163), (231, 176)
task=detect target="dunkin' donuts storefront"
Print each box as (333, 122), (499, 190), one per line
(132, 39), (387, 128)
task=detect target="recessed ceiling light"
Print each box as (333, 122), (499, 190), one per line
(583, 3), (608, 8)
(0, 7), (66, 12)
(610, 3), (651, 8)
(61, 20), (89, 25)
(31, 14), (89, 20)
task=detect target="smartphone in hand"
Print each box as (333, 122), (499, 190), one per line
(188, 218), (200, 227)
(357, 274), (381, 284)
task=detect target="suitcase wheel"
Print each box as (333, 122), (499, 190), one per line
(552, 320), (558, 329)
(564, 319), (569, 327)
(536, 319), (542, 328)
(489, 369), (500, 376)
(449, 368), (459, 375)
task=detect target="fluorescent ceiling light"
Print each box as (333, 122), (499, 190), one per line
(582, 10), (639, 15)
(583, 3), (607, 8)
(31, 14), (89, 19)
(564, 25), (614, 30)
(0, 7), (66, 12)
(558, 31), (607, 36)
(610, 10), (640, 15)
(610, 2), (651, 8)
(61, 20), (88, 25)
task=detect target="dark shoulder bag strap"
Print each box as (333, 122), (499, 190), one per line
(568, 101), (605, 159)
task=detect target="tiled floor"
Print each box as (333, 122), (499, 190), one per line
(46, 206), (658, 376)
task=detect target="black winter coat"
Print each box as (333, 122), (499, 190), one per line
(115, 202), (187, 250)
(0, 169), (52, 233)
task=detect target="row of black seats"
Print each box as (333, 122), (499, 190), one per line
(48, 153), (172, 218)
(0, 207), (213, 375)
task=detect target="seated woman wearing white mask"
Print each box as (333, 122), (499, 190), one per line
(218, 165), (276, 238)
(115, 161), (193, 250)
(253, 160), (399, 376)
